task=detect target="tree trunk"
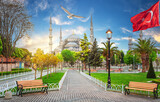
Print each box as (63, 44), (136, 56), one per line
(50, 65), (51, 77)
(61, 62), (62, 71)
(141, 53), (146, 72)
(40, 67), (43, 79)
(47, 66), (49, 78)
(146, 54), (149, 71)
(35, 69), (37, 80)
(85, 63), (87, 71)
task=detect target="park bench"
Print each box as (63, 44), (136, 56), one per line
(16, 80), (48, 97)
(124, 81), (158, 98)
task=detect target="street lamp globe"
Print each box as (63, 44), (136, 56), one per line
(106, 29), (112, 39)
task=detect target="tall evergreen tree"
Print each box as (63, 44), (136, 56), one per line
(147, 58), (156, 78)
(111, 54), (115, 65)
(120, 50), (124, 63)
(80, 33), (90, 71)
(89, 38), (102, 69)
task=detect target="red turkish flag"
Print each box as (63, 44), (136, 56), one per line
(131, 1), (159, 32)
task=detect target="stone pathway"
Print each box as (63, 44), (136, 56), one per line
(0, 70), (160, 102)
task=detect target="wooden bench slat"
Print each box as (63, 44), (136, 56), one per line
(23, 85), (48, 89)
(129, 81), (157, 90)
(125, 87), (154, 92)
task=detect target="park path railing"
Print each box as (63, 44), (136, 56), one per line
(0, 69), (68, 97)
(59, 70), (68, 90)
(0, 71), (34, 81)
(80, 71), (160, 98)
(0, 70), (48, 94)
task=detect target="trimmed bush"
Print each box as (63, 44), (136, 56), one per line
(0, 68), (32, 76)
(147, 59), (156, 78)
(152, 79), (160, 84)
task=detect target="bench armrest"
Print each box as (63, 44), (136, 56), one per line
(124, 84), (128, 88)
(18, 84), (23, 89)
(154, 87), (158, 91)
(43, 83), (48, 87)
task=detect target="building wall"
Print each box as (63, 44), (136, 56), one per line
(0, 63), (20, 72)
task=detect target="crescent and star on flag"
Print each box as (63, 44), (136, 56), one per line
(131, 1), (159, 32)
(142, 11), (153, 23)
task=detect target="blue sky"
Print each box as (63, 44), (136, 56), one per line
(16, 0), (160, 54)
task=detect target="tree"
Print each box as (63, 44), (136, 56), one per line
(69, 51), (77, 67)
(61, 49), (72, 62)
(133, 38), (156, 72)
(89, 38), (102, 69)
(124, 50), (140, 68)
(34, 48), (45, 79)
(0, 0), (33, 59)
(124, 51), (133, 65)
(51, 54), (59, 74)
(120, 50), (124, 63)
(25, 55), (31, 67)
(145, 39), (156, 71)
(56, 53), (63, 70)
(44, 53), (51, 78)
(32, 57), (38, 79)
(111, 54), (115, 65)
(80, 33), (90, 71)
(12, 48), (25, 58)
(149, 51), (157, 62)
(147, 59), (156, 78)
(101, 42), (119, 71)
(61, 49), (76, 66)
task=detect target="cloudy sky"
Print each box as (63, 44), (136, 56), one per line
(16, 0), (160, 54)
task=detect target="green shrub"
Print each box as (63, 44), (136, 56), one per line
(0, 68), (32, 76)
(152, 79), (160, 84)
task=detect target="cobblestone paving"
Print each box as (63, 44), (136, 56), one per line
(0, 70), (160, 102)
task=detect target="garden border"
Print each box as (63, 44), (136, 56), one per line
(80, 71), (160, 98)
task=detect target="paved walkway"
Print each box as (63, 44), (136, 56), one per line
(0, 70), (160, 102)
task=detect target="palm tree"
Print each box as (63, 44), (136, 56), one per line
(145, 39), (156, 71)
(101, 42), (120, 71)
(133, 38), (156, 72)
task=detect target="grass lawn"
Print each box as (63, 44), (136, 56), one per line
(90, 72), (160, 85)
(38, 72), (65, 84)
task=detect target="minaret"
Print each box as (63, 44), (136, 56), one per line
(128, 36), (133, 50)
(49, 16), (52, 54)
(139, 30), (143, 40)
(59, 26), (62, 46)
(90, 15), (94, 44)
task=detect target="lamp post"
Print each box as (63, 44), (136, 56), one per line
(106, 29), (112, 88)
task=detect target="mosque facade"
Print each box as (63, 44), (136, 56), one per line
(52, 15), (94, 54)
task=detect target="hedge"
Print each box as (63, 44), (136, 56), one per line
(0, 68), (32, 75)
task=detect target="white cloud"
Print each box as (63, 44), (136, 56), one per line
(51, 15), (73, 25)
(112, 43), (120, 47)
(121, 27), (132, 34)
(122, 37), (136, 42)
(97, 38), (106, 48)
(63, 26), (87, 37)
(153, 34), (160, 43)
(112, 38), (121, 41)
(78, 16), (90, 22)
(35, 0), (48, 16)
